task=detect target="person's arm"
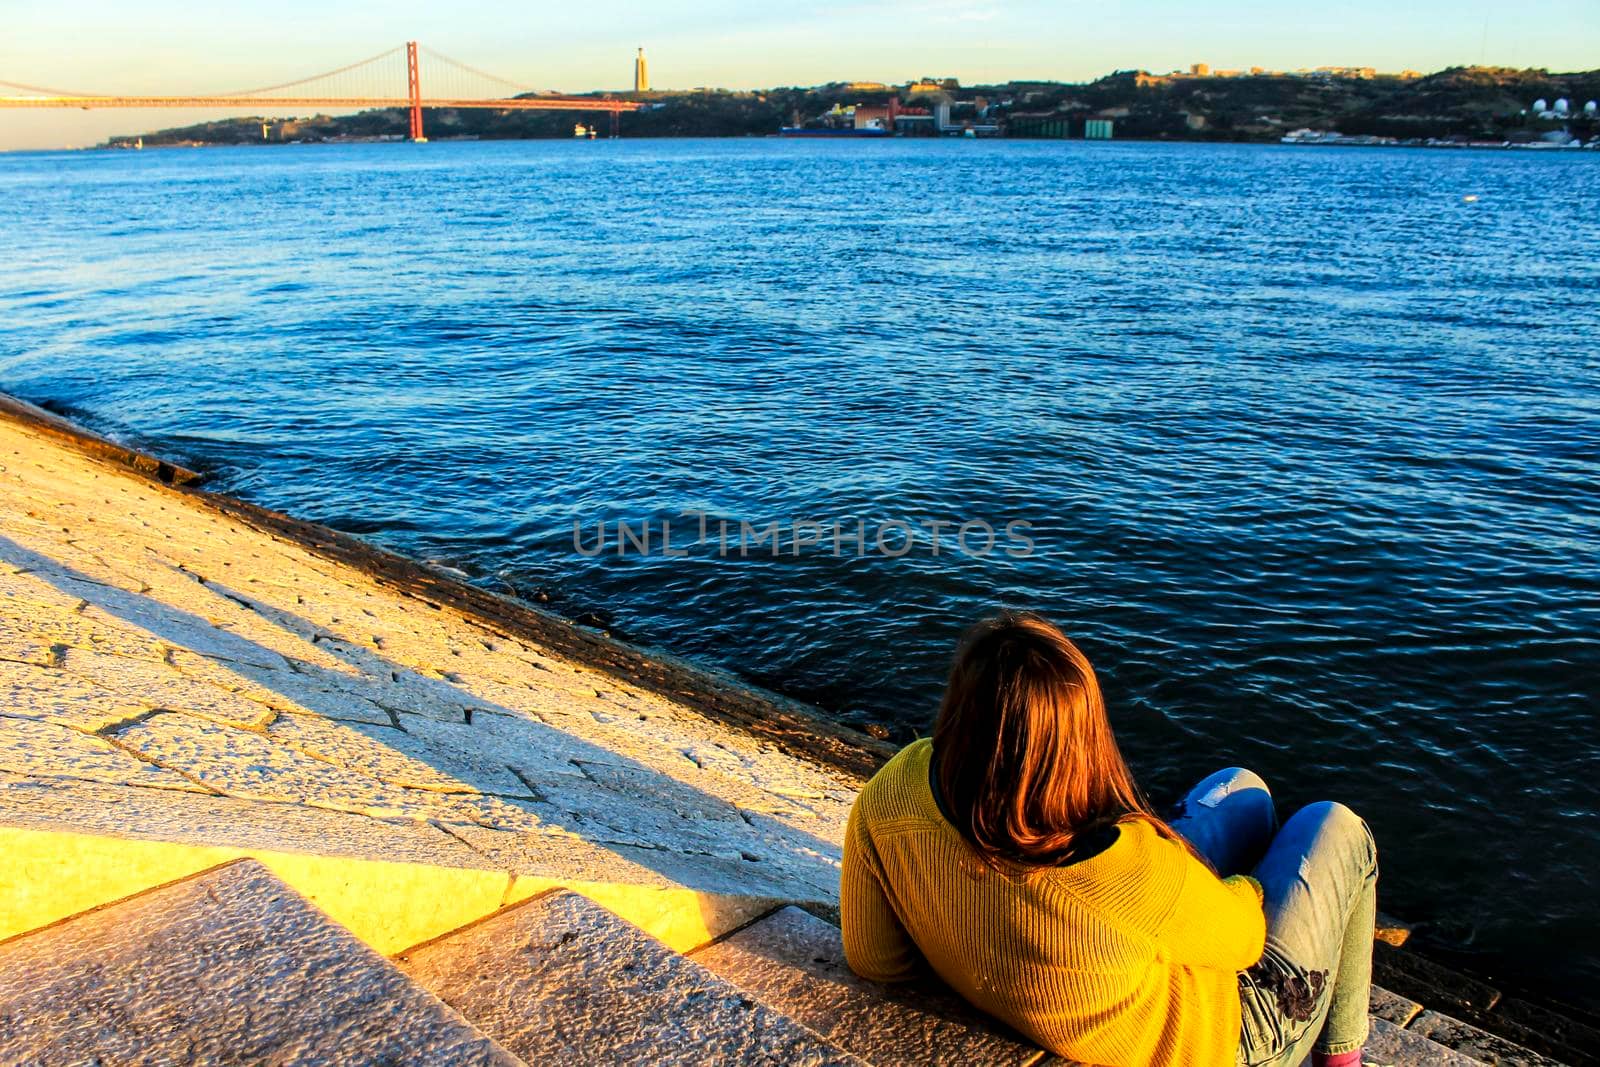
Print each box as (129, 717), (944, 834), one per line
(1159, 848), (1267, 972)
(840, 803), (921, 982)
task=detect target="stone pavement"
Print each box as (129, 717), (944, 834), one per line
(0, 407), (860, 947)
(0, 860), (520, 1066)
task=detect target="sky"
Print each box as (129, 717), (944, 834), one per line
(3, 0), (1597, 149)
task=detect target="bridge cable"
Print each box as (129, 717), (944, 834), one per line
(216, 44), (407, 97)
(0, 47), (405, 101)
(418, 46), (547, 98)
(0, 77), (110, 97)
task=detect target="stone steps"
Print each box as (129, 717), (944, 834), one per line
(0, 859), (519, 1066)
(1372, 941), (1599, 1065)
(1365, 1016), (1485, 1065)
(688, 904), (1582, 1067)
(394, 889), (862, 1065)
(0, 855), (1581, 1066)
(689, 905), (1049, 1066)
(1409, 1011), (1574, 1066)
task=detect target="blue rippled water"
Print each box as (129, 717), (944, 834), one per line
(2, 139), (1597, 1003)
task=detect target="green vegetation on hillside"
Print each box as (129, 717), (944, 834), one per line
(108, 65), (1600, 147)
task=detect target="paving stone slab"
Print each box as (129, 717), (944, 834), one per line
(107, 709), (460, 816)
(174, 652), (395, 724)
(0, 567), (96, 613)
(57, 648), (279, 729)
(1374, 941), (1502, 1015)
(1363, 1017), (1484, 1066)
(436, 817), (818, 898)
(1411, 1010), (1573, 1066)
(0, 659), (151, 730)
(74, 597), (291, 671)
(0, 602), (168, 662)
(690, 905), (1047, 1066)
(0, 859), (520, 1066)
(1489, 997), (1600, 1063)
(1370, 984), (1424, 1027)
(0, 770), (496, 869)
(0, 714), (199, 791)
(394, 707), (602, 781)
(398, 889), (863, 1066)
(266, 710), (529, 796)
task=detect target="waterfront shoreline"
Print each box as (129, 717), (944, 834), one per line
(68, 132), (1600, 152)
(1, 394), (1596, 1061)
(67, 63), (1600, 152)
(0, 390), (894, 783)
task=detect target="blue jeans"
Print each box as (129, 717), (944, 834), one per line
(1170, 768), (1379, 1066)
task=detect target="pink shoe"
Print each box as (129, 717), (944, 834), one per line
(1312, 1051), (1363, 1067)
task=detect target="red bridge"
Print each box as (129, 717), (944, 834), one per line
(0, 42), (644, 141)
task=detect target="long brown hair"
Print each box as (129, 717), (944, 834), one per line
(931, 611), (1193, 868)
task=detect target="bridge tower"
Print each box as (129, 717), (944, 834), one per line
(406, 41), (426, 142)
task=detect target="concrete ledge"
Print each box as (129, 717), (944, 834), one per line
(0, 824), (790, 956)
(0, 393), (202, 487)
(1370, 985), (1424, 1028)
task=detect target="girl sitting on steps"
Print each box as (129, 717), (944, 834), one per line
(841, 610), (1377, 1067)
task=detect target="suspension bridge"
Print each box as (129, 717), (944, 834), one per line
(0, 42), (644, 141)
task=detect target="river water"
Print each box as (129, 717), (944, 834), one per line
(2, 138), (1597, 1004)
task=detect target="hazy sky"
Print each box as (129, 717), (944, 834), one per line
(3, 0), (1597, 149)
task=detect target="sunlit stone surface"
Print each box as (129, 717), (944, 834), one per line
(691, 905), (1047, 1065)
(0, 860), (519, 1066)
(0, 415), (854, 905)
(399, 890), (862, 1065)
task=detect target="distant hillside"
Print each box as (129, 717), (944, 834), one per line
(108, 65), (1600, 147)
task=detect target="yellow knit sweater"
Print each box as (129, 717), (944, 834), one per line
(841, 739), (1266, 1067)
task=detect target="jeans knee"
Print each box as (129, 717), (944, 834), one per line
(1222, 766), (1271, 797)
(1181, 767), (1276, 840)
(1298, 800), (1377, 873)
(1194, 766), (1272, 803)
